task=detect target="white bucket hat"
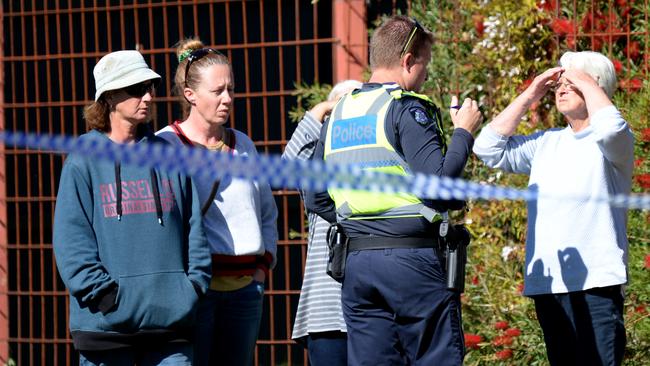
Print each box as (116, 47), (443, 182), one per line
(93, 50), (161, 101)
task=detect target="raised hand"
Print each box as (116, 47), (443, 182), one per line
(450, 95), (483, 135)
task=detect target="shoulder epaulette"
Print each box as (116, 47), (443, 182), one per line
(390, 89), (435, 105)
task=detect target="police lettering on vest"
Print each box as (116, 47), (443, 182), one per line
(330, 115), (377, 150)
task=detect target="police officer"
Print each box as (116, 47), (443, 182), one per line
(305, 16), (482, 365)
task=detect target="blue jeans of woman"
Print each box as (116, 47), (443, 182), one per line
(192, 280), (265, 366)
(532, 285), (626, 366)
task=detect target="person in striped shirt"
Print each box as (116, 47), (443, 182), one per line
(285, 80), (362, 366)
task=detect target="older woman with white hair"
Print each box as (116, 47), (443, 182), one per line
(473, 51), (633, 366)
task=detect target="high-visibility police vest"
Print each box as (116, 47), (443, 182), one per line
(324, 84), (444, 222)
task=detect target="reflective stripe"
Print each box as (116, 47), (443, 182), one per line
(326, 147), (409, 170)
(338, 202), (439, 222)
(331, 95), (345, 121)
(366, 90), (392, 115)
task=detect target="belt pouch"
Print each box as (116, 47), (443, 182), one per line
(326, 223), (348, 283)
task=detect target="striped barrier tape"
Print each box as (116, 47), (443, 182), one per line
(1, 130), (649, 210)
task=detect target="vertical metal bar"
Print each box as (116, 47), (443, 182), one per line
(119, 0), (126, 49)
(277, 0), (286, 146)
(0, 2), (9, 363)
(259, 1), (270, 149)
(7, 3), (22, 362)
(55, 1), (70, 361)
(209, 2), (215, 45)
(225, 1), (235, 129)
(15, 2), (34, 365)
(242, 1), (253, 138)
(134, 4), (140, 48)
(294, 0), (301, 83)
(192, 1), (199, 37)
(68, 1), (79, 133)
(106, 2), (113, 52)
(32, 4), (46, 364)
(313, 0), (319, 83)
(43, 3), (56, 362)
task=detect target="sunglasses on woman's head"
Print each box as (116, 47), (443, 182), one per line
(184, 48), (226, 87)
(123, 80), (158, 98)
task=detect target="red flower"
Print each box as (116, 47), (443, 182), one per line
(492, 335), (514, 346)
(473, 14), (485, 37)
(604, 13), (621, 32)
(472, 275), (479, 285)
(494, 321), (509, 330)
(617, 0), (632, 18)
(635, 159), (644, 168)
(645, 254), (650, 270)
(496, 349), (513, 360)
(621, 7), (632, 18)
(641, 128), (650, 142)
(517, 283), (525, 294)
(505, 328), (522, 337)
(465, 334), (483, 350)
(636, 174), (650, 189)
(520, 78), (533, 92)
(581, 12), (606, 32)
(536, 0), (556, 12)
(551, 18), (575, 36)
(565, 35), (577, 49)
(620, 79), (643, 92)
(591, 36), (604, 51)
(612, 59), (623, 74)
(635, 305), (647, 314)
(626, 41), (640, 60)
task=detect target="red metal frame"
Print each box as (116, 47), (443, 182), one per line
(0, 2), (9, 364)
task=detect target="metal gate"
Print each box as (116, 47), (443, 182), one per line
(0, 1), (370, 364)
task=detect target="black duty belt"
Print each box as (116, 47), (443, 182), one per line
(347, 236), (437, 252)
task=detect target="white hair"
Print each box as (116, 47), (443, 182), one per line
(559, 51), (617, 98)
(328, 79), (363, 101)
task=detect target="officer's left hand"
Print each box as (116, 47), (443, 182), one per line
(449, 96), (482, 134)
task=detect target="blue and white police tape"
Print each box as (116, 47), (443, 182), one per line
(2, 130), (649, 210)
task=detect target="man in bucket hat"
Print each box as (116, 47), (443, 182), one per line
(53, 50), (211, 366)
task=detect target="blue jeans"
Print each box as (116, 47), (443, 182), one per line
(532, 285), (626, 366)
(79, 342), (192, 365)
(305, 331), (347, 366)
(193, 280), (265, 366)
(342, 248), (464, 366)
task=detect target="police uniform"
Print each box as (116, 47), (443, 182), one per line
(305, 83), (474, 365)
